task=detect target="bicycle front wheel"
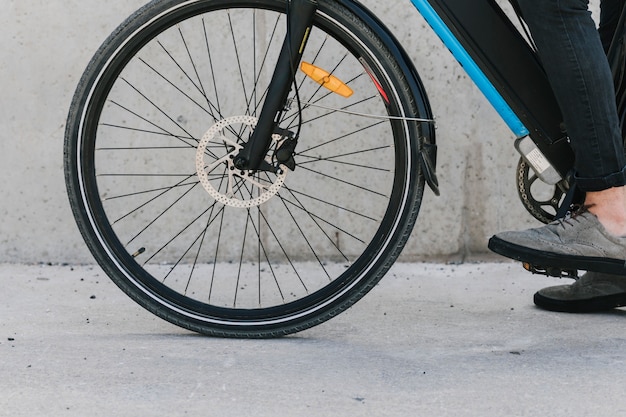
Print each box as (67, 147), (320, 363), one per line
(65, 0), (432, 337)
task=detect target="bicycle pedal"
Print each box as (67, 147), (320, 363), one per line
(522, 262), (579, 279)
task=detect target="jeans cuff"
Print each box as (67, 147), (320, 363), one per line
(575, 165), (626, 192)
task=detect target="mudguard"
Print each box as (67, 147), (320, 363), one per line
(336, 0), (440, 195)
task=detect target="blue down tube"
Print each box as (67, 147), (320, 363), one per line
(410, 0), (530, 138)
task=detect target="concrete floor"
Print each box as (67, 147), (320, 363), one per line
(2, 261), (626, 416)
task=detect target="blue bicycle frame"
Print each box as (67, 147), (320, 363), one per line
(412, 0), (529, 138)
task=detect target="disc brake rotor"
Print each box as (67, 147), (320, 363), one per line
(196, 115), (288, 209)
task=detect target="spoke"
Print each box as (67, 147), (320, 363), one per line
(281, 74), (371, 129)
(136, 54), (242, 144)
(282, 186), (379, 222)
(143, 202), (221, 266)
(255, 205), (309, 292)
(110, 173), (198, 224)
(99, 173), (194, 177)
(178, 26), (208, 99)
(104, 180), (200, 201)
(277, 185), (366, 247)
(297, 145), (393, 172)
(99, 123), (197, 143)
(233, 211), (251, 307)
(253, 11), (257, 116)
(98, 145), (192, 151)
(245, 207), (286, 305)
(184, 221), (209, 295)
(208, 207), (227, 303)
(162, 217), (209, 286)
(235, 179), (308, 292)
(117, 79), (197, 144)
(276, 191), (356, 260)
(138, 57), (223, 124)
(202, 17), (222, 118)
(275, 186), (332, 280)
(297, 92), (376, 126)
(156, 40), (206, 104)
(158, 25), (238, 138)
(227, 11), (251, 116)
(298, 120), (387, 155)
(297, 165), (388, 198)
(298, 156), (391, 173)
(106, 99), (199, 149)
(126, 182), (200, 246)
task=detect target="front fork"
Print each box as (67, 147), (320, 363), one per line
(233, 0), (318, 172)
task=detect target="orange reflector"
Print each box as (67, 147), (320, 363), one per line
(300, 62), (353, 98)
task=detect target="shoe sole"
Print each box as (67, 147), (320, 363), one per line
(488, 236), (626, 275)
(534, 291), (626, 313)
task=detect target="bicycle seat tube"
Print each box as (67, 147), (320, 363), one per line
(234, 0), (318, 172)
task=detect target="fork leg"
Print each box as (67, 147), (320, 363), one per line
(234, 0), (318, 172)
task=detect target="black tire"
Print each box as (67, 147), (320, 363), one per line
(64, 0), (431, 337)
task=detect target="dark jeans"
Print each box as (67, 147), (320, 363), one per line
(517, 0), (626, 192)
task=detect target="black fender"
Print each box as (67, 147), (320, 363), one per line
(336, 0), (440, 195)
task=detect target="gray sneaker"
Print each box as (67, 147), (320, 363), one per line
(534, 271), (626, 312)
(488, 206), (626, 275)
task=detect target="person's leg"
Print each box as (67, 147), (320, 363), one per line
(530, 0), (626, 311)
(585, 187), (626, 236)
(516, 0), (626, 194)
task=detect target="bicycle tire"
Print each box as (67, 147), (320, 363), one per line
(64, 0), (432, 337)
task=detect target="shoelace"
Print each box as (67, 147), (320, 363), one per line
(555, 204), (594, 229)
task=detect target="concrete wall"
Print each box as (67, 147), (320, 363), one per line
(0, 1), (600, 264)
